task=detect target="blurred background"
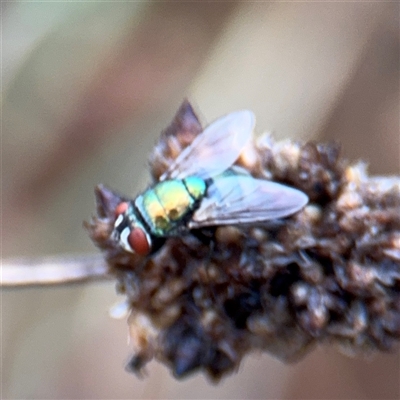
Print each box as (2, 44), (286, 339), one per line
(2, 2), (399, 398)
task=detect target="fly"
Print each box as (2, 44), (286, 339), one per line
(112, 110), (308, 255)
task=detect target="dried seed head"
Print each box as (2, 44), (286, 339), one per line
(87, 101), (400, 381)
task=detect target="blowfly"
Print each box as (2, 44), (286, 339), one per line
(112, 110), (308, 255)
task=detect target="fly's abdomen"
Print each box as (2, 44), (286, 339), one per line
(136, 177), (206, 236)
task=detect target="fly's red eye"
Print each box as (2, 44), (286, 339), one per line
(128, 228), (151, 256)
(115, 202), (129, 217)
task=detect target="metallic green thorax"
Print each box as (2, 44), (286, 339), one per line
(135, 177), (207, 236)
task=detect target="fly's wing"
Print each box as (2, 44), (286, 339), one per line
(160, 110), (255, 181)
(188, 175), (308, 228)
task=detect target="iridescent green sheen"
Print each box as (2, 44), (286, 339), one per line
(183, 176), (207, 200)
(135, 178), (206, 236)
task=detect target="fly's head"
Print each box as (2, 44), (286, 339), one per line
(112, 202), (152, 256)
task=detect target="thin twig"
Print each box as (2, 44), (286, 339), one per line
(1, 254), (112, 288)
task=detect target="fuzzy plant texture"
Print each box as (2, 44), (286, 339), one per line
(87, 101), (400, 381)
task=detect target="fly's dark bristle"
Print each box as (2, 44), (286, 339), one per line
(87, 101), (400, 382)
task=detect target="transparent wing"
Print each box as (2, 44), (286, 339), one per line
(160, 110), (255, 181)
(189, 175), (308, 228)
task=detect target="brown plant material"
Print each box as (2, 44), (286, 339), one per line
(1, 254), (111, 287)
(86, 101), (400, 381)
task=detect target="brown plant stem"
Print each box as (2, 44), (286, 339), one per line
(1, 254), (112, 287)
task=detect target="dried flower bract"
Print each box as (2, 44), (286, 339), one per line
(87, 101), (400, 381)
